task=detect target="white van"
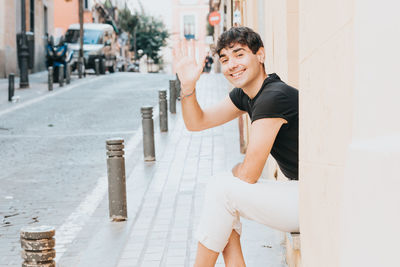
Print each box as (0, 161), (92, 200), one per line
(65, 23), (118, 73)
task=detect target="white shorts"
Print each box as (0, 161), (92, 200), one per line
(195, 171), (299, 253)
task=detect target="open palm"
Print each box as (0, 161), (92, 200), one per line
(173, 40), (205, 92)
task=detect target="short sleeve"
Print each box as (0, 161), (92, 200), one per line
(251, 90), (292, 123)
(229, 88), (247, 111)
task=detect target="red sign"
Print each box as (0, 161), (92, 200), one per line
(208, 11), (221, 26)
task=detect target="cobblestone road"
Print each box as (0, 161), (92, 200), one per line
(0, 72), (172, 266)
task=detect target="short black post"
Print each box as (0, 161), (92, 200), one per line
(175, 74), (181, 101)
(8, 73), (15, 102)
(95, 58), (100, 76)
(169, 80), (176, 114)
(141, 106), (156, 161)
(48, 67), (53, 91)
(20, 225), (56, 267)
(101, 58), (105, 74)
(59, 65), (64, 87)
(78, 59), (83, 79)
(106, 138), (128, 221)
(159, 90), (168, 132)
(66, 63), (71, 84)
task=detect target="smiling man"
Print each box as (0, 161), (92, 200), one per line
(174, 27), (299, 267)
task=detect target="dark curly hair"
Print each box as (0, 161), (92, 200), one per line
(215, 26), (264, 57)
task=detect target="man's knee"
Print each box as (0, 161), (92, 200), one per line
(205, 173), (236, 203)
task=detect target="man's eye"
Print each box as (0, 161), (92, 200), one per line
(237, 54), (243, 57)
(221, 59), (228, 64)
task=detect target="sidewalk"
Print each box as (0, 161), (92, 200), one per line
(64, 74), (287, 267)
(0, 71), (94, 114)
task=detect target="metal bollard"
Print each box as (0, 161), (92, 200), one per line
(59, 65), (64, 87)
(78, 60), (83, 79)
(175, 74), (181, 101)
(8, 73), (15, 102)
(169, 80), (176, 114)
(100, 58), (105, 74)
(48, 67), (53, 91)
(20, 225), (56, 267)
(66, 63), (71, 84)
(95, 58), (100, 76)
(159, 90), (168, 132)
(106, 138), (128, 221)
(141, 106), (156, 161)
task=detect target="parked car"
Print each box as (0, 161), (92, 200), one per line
(65, 23), (118, 74)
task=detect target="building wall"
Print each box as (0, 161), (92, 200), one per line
(171, 0), (209, 74)
(0, 0), (53, 78)
(237, 0), (400, 266)
(33, 0), (55, 72)
(54, 0), (93, 34)
(0, 0), (17, 78)
(298, 0), (355, 265)
(339, 0), (400, 266)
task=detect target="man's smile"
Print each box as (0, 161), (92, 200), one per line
(230, 69), (246, 79)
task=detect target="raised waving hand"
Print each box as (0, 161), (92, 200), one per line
(173, 39), (205, 94)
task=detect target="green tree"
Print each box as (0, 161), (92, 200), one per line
(117, 7), (169, 68)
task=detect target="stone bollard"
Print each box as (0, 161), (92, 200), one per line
(66, 63), (71, 84)
(58, 65), (64, 87)
(20, 225), (56, 267)
(175, 74), (181, 101)
(169, 80), (176, 114)
(159, 90), (168, 132)
(141, 106), (156, 161)
(95, 58), (100, 76)
(8, 73), (15, 102)
(48, 67), (53, 91)
(106, 138), (128, 221)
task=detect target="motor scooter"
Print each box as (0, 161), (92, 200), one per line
(46, 36), (73, 82)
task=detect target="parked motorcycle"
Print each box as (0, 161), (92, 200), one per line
(46, 35), (73, 82)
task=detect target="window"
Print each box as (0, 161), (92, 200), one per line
(30, 0), (34, 32)
(84, 0), (89, 10)
(183, 15), (195, 40)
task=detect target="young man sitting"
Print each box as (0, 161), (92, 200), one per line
(174, 26), (299, 267)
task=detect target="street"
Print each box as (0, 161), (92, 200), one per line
(0, 72), (173, 265)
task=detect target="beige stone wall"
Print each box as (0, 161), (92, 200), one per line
(299, 0), (354, 265)
(33, 0), (54, 72)
(232, 0), (400, 266)
(0, 0), (53, 78)
(0, 1), (5, 77)
(0, 0), (18, 78)
(339, 1), (400, 266)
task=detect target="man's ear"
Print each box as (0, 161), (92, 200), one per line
(256, 47), (265, 63)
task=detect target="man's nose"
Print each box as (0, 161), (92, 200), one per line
(227, 58), (238, 71)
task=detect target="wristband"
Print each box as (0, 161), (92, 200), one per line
(181, 88), (195, 100)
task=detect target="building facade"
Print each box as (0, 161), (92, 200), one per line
(221, 0), (400, 266)
(0, 0), (54, 78)
(171, 0), (209, 74)
(54, 0), (94, 34)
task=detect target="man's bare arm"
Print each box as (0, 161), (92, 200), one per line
(232, 118), (286, 184)
(181, 95), (245, 131)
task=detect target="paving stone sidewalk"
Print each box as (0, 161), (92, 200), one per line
(113, 74), (287, 267)
(0, 71), (92, 113)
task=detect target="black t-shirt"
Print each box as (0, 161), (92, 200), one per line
(229, 73), (299, 180)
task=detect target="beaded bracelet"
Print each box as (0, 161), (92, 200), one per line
(181, 88), (195, 100)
